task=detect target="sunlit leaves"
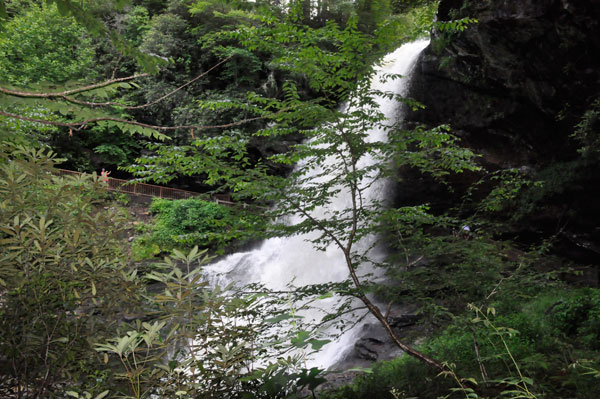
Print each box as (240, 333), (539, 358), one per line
(0, 2), (95, 86)
(133, 198), (267, 256)
(436, 17), (479, 32)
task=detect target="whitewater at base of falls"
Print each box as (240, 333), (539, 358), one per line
(202, 39), (430, 370)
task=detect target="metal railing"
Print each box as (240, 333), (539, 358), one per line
(54, 169), (267, 210)
(55, 169), (203, 200)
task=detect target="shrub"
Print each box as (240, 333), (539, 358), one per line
(0, 144), (321, 398)
(134, 197), (265, 257)
(0, 144), (143, 396)
(322, 285), (600, 399)
(547, 288), (600, 349)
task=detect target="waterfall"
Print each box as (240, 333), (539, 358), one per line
(203, 40), (429, 369)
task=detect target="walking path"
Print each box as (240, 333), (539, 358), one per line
(55, 168), (253, 208)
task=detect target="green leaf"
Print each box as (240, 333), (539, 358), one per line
(172, 248), (185, 260)
(94, 390), (109, 399)
(318, 291), (334, 299)
(463, 377), (478, 385)
(291, 330), (311, 348)
(0, 1), (7, 19)
(116, 336), (131, 355)
(188, 245), (199, 260)
(521, 376), (534, 385)
(309, 338), (331, 351)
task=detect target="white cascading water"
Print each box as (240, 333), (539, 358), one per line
(203, 40), (429, 369)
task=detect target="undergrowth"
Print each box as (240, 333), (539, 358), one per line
(321, 286), (600, 399)
(132, 197), (266, 259)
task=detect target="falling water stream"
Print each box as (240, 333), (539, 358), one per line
(203, 40), (430, 370)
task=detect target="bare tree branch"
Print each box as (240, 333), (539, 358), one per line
(0, 56), (233, 110)
(0, 74), (149, 98)
(0, 108), (287, 132)
(124, 56), (233, 110)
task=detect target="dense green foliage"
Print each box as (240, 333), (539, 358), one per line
(1, 0), (599, 398)
(322, 287), (600, 399)
(0, 144), (143, 397)
(0, 145), (329, 399)
(0, 3), (95, 85)
(133, 197), (265, 258)
(1, 0), (435, 173)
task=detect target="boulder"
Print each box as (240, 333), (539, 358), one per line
(332, 305), (421, 370)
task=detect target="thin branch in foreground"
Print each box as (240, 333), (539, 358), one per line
(56, 56), (233, 109)
(0, 56), (232, 110)
(0, 108), (288, 132)
(125, 56), (233, 110)
(281, 190), (448, 372)
(0, 74), (149, 98)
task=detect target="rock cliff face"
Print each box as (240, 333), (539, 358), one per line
(408, 0), (599, 169)
(401, 0), (600, 260)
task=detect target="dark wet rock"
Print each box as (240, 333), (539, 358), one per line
(355, 336), (389, 362)
(333, 322), (403, 370)
(320, 2), (600, 391)
(389, 313), (421, 330)
(332, 305), (421, 371)
(408, 0), (600, 170)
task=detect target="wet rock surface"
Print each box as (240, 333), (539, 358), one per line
(332, 305), (421, 371)
(408, 0), (599, 169)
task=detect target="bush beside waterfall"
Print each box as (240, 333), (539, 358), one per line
(132, 198), (266, 259)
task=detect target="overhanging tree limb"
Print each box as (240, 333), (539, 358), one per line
(0, 56), (271, 134)
(0, 56), (233, 110)
(0, 74), (149, 98)
(0, 109), (289, 132)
